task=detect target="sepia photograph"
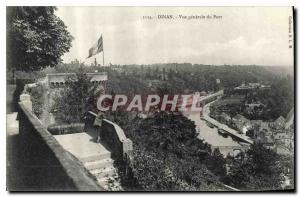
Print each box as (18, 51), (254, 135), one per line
(6, 6), (295, 191)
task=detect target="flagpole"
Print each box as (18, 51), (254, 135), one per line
(102, 34), (105, 66)
(102, 50), (105, 66)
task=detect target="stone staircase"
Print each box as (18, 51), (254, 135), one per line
(80, 150), (122, 191)
(54, 132), (123, 191)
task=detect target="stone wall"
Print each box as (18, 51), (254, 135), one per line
(18, 94), (103, 191)
(47, 72), (108, 88)
(47, 123), (85, 135)
(86, 111), (133, 160)
(100, 119), (133, 159)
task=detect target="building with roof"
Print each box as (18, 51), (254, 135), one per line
(232, 114), (252, 133)
(285, 107), (294, 129)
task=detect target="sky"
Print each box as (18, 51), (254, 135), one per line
(55, 7), (294, 66)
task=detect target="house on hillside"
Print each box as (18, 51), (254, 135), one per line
(200, 91), (208, 96)
(259, 122), (273, 136)
(232, 114), (252, 133)
(245, 102), (265, 115)
(248, 83), (261, 88)
(233, 82), (271, 93)
(269, 116), (286, 130)
(251, 120), (262, 129)
(285, 107), (294, 129)
(255, 132), (274, 149)
(219, 112), (231, 124)
(250, 121), (273, 142)
(274, 130), (293, 148)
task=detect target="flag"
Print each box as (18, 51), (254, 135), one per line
(87, 35), (103, 58)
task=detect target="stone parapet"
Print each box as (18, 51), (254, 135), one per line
(18, 95), (103, 191)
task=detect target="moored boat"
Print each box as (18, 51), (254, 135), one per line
(218, 128), (228, 138)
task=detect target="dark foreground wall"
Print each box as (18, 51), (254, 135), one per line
(14, 97), (102, 191)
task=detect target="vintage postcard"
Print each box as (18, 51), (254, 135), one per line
(6, 6), (295, 191)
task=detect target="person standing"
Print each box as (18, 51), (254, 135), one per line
(95, 111), (104, 143)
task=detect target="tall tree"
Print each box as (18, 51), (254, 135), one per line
(7, 7), (73, 71)
(51, 71), (100, 124)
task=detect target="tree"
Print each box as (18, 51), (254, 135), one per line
(128, 149), (192, 191)
(225, 143), (285, 190)
(51, 71), (100, 124)
(7, 7), (73, 71)
(204, 148), (227, 179)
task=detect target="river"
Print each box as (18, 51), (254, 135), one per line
(187, 111), (243, 156)
(188, 112), (241, 146)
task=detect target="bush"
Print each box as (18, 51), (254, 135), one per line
(114, 112), (225, 191)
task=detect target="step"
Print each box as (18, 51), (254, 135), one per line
(97, 176), (121, 187)
(97, 174), (120, 183)
(80, 152), (111, 163)
(92, 167), (116, 178)
(84, 158), (114, 170)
